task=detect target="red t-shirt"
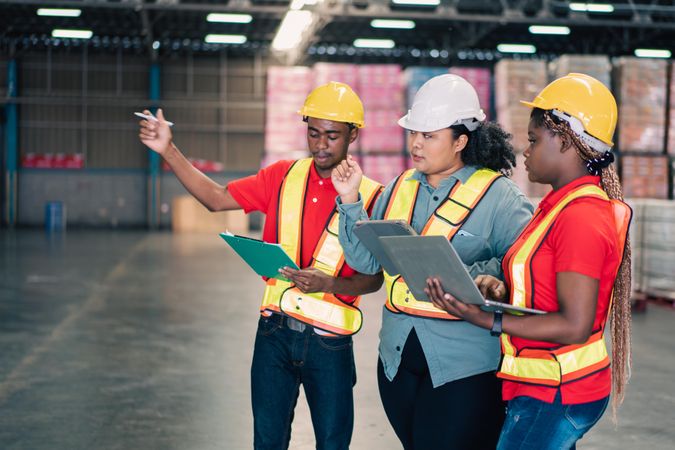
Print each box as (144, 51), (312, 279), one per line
(227, 159), (375, 304)
(501, 176), (622, 404)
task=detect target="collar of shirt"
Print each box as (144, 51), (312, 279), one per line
(406, 165), (478, 191)
(538, 175), (601, 213)
(308, 160), (334, 188)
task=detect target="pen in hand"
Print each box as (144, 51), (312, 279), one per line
(134, 112), (174, 127)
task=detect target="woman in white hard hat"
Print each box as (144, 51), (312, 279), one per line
(425, 73), (632, 450)
(332, 74), (533, 449)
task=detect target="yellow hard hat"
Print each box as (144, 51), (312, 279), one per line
(299, 81), (365, 128)
(521, 73), (617, 147)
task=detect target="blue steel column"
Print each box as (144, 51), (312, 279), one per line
(4, 59), (18, 227)
(147, 63), (161, 229)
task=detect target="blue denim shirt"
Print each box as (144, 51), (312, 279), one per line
(337, 166), (534, 387)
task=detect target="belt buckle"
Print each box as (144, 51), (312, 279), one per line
(286, 317), (306, 333)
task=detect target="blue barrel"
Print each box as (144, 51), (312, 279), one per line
(45, 201), (66, 232)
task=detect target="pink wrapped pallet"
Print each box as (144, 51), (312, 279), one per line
(358, 64), (403, 87)
(267, 66), (314, 94)
(361, 154), (406, 185)
(313, 63), (359, 88)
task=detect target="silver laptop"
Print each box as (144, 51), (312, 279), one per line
(378, 235), (546, 315)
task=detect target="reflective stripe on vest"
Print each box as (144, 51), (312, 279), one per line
(382, 168), (502, 320)
(498, 184), (632, 386)
(260, 158), (382, 336)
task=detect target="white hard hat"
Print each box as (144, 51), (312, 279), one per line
(398, 74), (486, 132)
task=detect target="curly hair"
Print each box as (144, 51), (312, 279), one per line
(450, 122), (517, 176)
(531, 107), (632, 418)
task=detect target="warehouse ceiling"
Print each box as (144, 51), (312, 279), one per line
(1, 0), (675, 65)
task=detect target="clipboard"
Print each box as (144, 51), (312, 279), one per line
(353, 220), (417, 275)
(219, 232), (299, 281)
(378, 235), (546, 315)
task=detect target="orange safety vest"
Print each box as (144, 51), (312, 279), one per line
(497, 184), (632, 386)
(259, 158), (382, 336)
(382, 168), (502, 320)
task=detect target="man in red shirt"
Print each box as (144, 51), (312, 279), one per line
(138, 82), (383, 450)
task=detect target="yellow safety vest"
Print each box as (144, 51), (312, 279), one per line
(498, 184), (632, 386)
(383, 168), (502, 320)
(260, 158), (382, 336)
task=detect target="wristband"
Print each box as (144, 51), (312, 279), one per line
(490, 310), (503, 337)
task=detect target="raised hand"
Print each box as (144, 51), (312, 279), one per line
(138, 108), (173, 155)
(331, 155), (363, 204)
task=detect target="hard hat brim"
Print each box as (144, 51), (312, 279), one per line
(520, 100), (537, 108)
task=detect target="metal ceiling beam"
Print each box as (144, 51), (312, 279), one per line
(0, 0), (288, 15)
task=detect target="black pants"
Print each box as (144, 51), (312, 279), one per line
(378, 329), (505, 450)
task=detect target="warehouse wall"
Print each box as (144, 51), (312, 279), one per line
(7, 47), (267, 227)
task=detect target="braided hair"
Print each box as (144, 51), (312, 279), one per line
(532, 107), (632, 416)
(450, 122), (517, 176)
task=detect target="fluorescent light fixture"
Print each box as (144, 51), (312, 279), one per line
(391, 0), (440, 5)
(206, 13), (253, 23)
(634, 48), (671, 59)
(354, 38), (395, 49)
(51, 29), (93, 39)
(37, 8), (81, 17)
(569, 3), (615, 13)
(272, 10), (314, 51)
(290, 0), (319, 9)
(497, 44), (536, 54)
(371, 19), (416, 29)
(528, 25), (570, 35)
(204, 34), (247, 44)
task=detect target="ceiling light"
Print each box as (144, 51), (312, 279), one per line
(528, 25), (570, 35)
(52, 29), (93, 39)
(371, 19), (416, 29)
(290, 0), (319, 9)
(272, 10), (314, 50)
(354, 39), (395, 49)
(497, 44), (536, 54)
(204, 34), (247, 44)
(391, 0), (440, 5)
(37, 8), (81, 17)
(206, 13), (253, 23)
(569, 3), (615, 13)
(634, 48), (671, 59)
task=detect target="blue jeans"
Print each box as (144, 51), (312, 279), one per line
(251, 315), (356, 450)
(497, 391), (609, 450)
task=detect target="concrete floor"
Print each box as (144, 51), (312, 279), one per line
(0, 230), (673, 450)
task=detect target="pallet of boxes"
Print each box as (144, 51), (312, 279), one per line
(615, 57), (675, 308)
(172, 196), (249, 235)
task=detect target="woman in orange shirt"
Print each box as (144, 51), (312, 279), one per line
(426, 73), (632, 450)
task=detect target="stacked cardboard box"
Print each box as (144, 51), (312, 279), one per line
(449, 67), (492, 120)
(495, 59), (547, 154)
(615, 58), (667, 153)
(495, 60), (548, 197)
(621, 155), (669, 199)
(549, 55), (611, 88)
(264, 66), (314, 158)
(358, 65), (405, 156)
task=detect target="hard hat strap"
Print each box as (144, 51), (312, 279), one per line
(551, 109), (611, 153)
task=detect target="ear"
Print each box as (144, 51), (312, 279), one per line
(349, 127), (359, 144)
(454, 133), (469, 153)
(559, 133), (574, 153)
